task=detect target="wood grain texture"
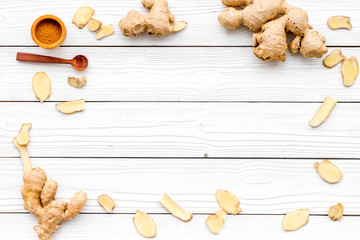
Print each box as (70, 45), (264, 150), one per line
(1, 0), (359, 46)
(2, 158), (360, 214)
(2, 47), (360, 102)
(1, 214), (360, 240)
(2, 102), (360, 158)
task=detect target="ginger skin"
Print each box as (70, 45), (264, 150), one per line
(119, 0), (187, 37)
(218, 0), (327, 61)
(13, 137), (87, 240)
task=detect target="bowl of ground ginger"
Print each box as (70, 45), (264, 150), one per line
(31, 15), (66, 49)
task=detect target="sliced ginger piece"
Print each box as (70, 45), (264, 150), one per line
(282, 209), (309, 231)
(72, 6), (95, 28)
(88, 19), (103, 32)
(173, 21), (188, 32)
(327, 16), (352, 30)
(216, 189), (241, 215)
(206, 214), (224, 234)
(323, 49), (346, 68)
(159, 193), (193, 222)
(56, 99), (85, 114)
(16, 123), (32, 146)
(314, 160), (343, 184)
(341, 56), (359, 87)
(215, 209), (227, 221)
(133, 210), (157, 238)
(96, 24), (115, 40)
(206, 209), (227, 234)
(68, 77), (87, 88)
(328, 203), (344, 221)
(98, 194), (116, 213)
(12, 138), (32, 172)
(309, 95), (337, 128)
(32, 72), (51, 103)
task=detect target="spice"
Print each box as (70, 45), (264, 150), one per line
(35, 19), (62, 45)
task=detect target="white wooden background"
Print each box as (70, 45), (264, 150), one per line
(1, 0), (360, 239)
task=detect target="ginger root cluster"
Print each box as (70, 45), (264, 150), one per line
(218, 0), (328, 61)
(119, 0), (187, 37)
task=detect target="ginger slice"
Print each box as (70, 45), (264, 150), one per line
(328, 203), (344, 221)
(341, 56), (359, 87)
(159, 193), (193, 222)
(309, 95), (337, 128)
(96, 24), (115, 40)
(323, 49), (346, 68)
(216, 189), (241, 215)
(314, 160), (343, 184)
(133, 210), (157, 238)
(16, 123), (32, 146)
(282, 209), (309, 231)
(215, 209), (227, 221)
(55, 99), (85, 114)
(327, 16), (352, 30)
(206, 215), (224, 234)
(72, 6), (95, 28)
(206, 209), (227, 234)
(12, 138), (32, 172)
(173, 21), (188, 32)
(32, 72), (51, 103)
(98, 194), (116, 213)
(88, 19), (103, 32)
(68, 77), (87, 88)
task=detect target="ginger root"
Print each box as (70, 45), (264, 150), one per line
(72, 6), (95, 28)
(119, 0), (187, 37)
(282, 209), (309, 231)
(341, 56), (359, 87)
(56, 99), (85, 114)
(323, 49), (346, 68)
(98, 194), (116, 213)
(327, 16), (352, 30)
(33, 72), (51, 103)
(13, 129), (87, 240)
(218, 0), (327, 61)
(133, 210), (157, 238)
(314, 159), (343, 184)
(159, 193), (193, 222)
(328, 203), (344, 221)
(16, 123), (32, 146)
(309, 95), (337, 128)
(206, 209), (227, 234)
(216, 189), (241, 215)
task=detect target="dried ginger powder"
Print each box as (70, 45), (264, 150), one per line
(35, 19), (62, 44)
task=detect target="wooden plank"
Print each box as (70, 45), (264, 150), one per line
(2, 102), (360, 158)
(2, 47), (360, 102)
(2, 158), (359, 214)
(1, 0), (359, 46)
(1, 214), (359, 239)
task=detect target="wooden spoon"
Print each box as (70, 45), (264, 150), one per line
(16, 52), (88, 71)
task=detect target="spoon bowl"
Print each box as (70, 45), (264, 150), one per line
(71, 55), (88, 71)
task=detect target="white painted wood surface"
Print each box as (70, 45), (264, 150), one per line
(1, 102), (360, 158)
(2, 158), (360, 214)
(1, 47), (360, 102)
(1, 0), (360, 239)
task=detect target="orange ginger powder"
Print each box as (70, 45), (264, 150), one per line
(35, 19), (62, 44)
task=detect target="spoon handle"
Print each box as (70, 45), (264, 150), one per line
(16, 52), (71, 64)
